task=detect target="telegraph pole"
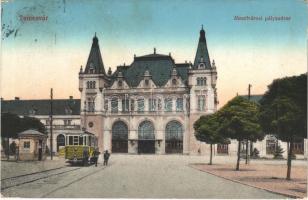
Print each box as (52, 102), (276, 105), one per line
(50, 88), (53, 160)
(245, 84), (252, 164)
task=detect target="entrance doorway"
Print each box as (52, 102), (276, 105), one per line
(57, 134), (65, 152)
(138, 121), (155, 154)
(38, 140), (42, 161)
(138, 140), (155, 154)
(165, 121), (183, 154)
(112, 121), (128, 153)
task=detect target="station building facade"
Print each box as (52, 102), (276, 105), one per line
(79, 27), (218, 154)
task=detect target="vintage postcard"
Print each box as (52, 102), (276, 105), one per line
(1, 0), (307, 199)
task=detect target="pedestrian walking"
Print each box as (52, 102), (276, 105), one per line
(103, 150), (110, 166)
(94, 148), (100, 167)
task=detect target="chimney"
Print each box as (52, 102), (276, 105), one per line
(69, 96), (73, 100)
(15, 97), (20, 100)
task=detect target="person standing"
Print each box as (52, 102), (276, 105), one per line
(103, 150), (110, 166)
(94, 148), (100, 167)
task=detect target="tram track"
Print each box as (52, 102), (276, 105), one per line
(1, 166), (82, 190)
(40, 165), (107, 197)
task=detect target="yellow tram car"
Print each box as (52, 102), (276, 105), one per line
(65, 131), (98, 165)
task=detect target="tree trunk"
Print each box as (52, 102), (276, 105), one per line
(245, 139), (249, 164)
(287, 139), (293, 180)
(209, 144), (213, 165)
(236, 140), (241, 171)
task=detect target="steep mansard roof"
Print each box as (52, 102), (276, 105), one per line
(1, 99), (81, 116)
(111, 53), (190, 87)
(84, 34), (106, 74)
(193, 26), (211, 69)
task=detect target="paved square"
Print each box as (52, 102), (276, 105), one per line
(2, 155), (288, 198)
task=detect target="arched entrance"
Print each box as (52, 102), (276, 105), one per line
(165, 121), (183, 153)
(138, 121), (155, 154)
(56, 134), (65, 152)
(112, 121), (128, 153)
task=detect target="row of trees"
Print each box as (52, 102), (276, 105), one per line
(194, 74), (307, 180)
(1, 112), (46, 159)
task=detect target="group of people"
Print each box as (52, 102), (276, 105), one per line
(93, 149), (110, 167)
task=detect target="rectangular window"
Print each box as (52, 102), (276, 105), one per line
(111, 98), (118, 113)
(165, 98), (173, 112)
(292, 141), (304, 154)
(24, 141), (30, 149)
(69, 136), (73, 145)
(217, 144), (228, 154)
(79, 136), (83, 145)
(130, 99), (135, 111)
(122, 98), (129, 112)
(137, 98), (144, 112)
(73, 136), (79, 145)
(64, 120), (72, 126)
(158, 99), (162, 111)
(198, 95), (205, 111)
(176, 98), (183, 111)
(149, 98), (157, 111)
(266, 139), (277, 154)
(88, 101), (95, 112)
(104, 99), (108, 111)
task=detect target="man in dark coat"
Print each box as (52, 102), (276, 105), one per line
(93, 148), (100, 167)
(103, 150), (110, 166)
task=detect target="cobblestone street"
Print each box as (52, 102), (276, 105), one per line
(2, 155), (302, 198)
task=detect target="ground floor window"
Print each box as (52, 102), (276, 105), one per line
(24, 141), (30, 149)
(266, 139), (277, 154)
(165, 121), (183, 153)
(112, 121), (128, 153)
(217, 144), (228, 154)
(292, 141), (304, 154)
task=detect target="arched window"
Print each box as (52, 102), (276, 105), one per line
(202, 77), (206, 85)
(138, 121), (155, 140)
(165, 121), (183, 140)
(112, 121), (128, 140)
(112, 121), (128, 153)
(93, 81), (96, 88)
(56, 134), (65, 152)
(172, 79), (177, 85)
(87, 81), (90, 89)
(111, 97), (118, 113)
(197, 78), (200, 86)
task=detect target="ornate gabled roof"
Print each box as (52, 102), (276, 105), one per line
(1, 99), (81, 116)
(110, 53), (189, 87)
(193, 26), (211, 69)
(84, 34), (106, 74)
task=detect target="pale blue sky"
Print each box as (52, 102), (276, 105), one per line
(1, 0), (307, 106)
(2, 0), (307, 50)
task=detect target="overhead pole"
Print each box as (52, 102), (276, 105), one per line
(245, 84), (252, 164)
(50, 88), (53, 160)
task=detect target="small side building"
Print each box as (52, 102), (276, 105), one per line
(18, 129), (47, 161)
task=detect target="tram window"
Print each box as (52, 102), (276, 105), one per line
(89, 136), (92, 146)
(69, 136), (73, 145)
(73, 136), (79, 145)
(84, 136), (87, 146)
(79, 136), (83, 145)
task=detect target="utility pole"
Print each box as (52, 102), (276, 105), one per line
(245, 84), (252, 164)
(50, 88), (53, 160)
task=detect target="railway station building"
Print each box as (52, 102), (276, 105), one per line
(78, 27), (218, 154)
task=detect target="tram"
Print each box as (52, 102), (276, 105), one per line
(65, 131), (98, 165)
